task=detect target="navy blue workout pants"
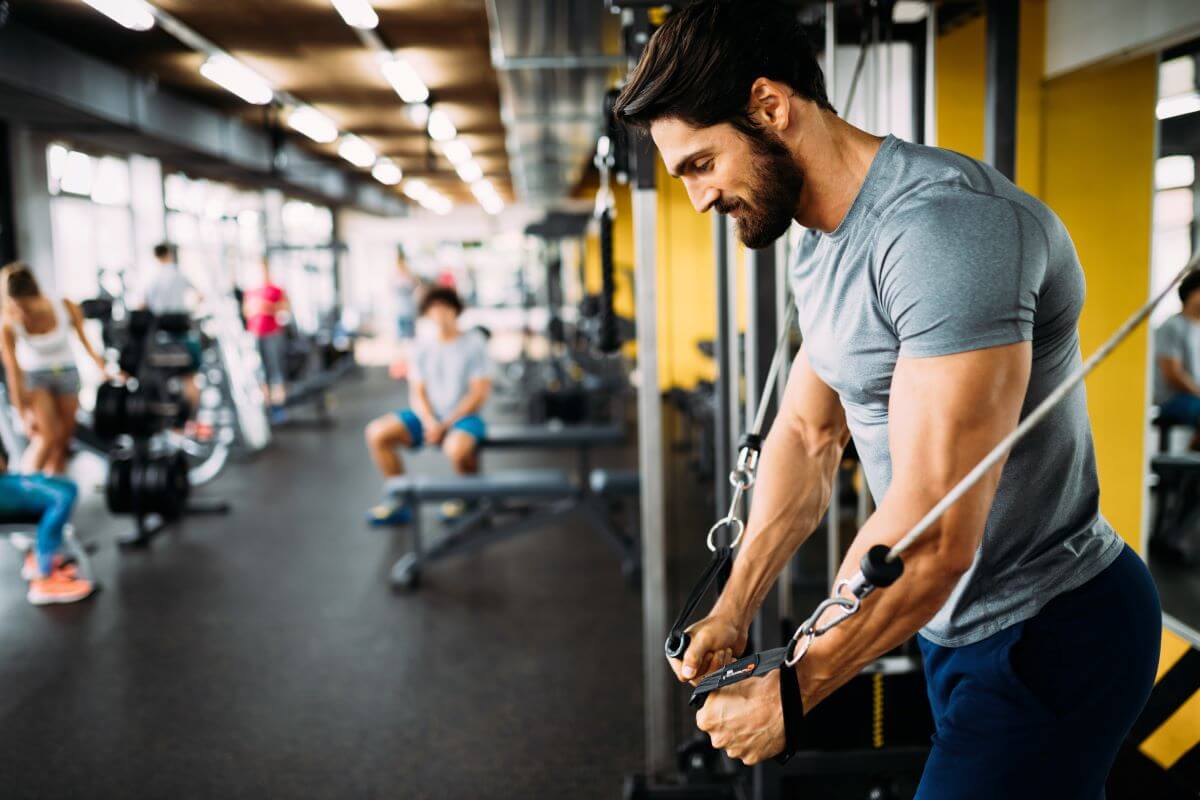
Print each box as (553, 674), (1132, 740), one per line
(915, 546), (1160, 799)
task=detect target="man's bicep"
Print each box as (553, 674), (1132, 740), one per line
(888, 342), (1031, 504)
(779, 347), (848, 451)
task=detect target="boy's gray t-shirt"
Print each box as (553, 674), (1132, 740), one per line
(410, 331), (491, 420)
(1153, 314), (1200, 404)
(791, 135), (1123, 647)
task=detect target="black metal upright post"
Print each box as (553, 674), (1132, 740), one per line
(746, 242), (782, 800)
(0, 121), (16, 264)
(985, 0), (1019, 180)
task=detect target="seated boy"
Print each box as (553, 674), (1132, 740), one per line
(0, 452), (94, 604)
(365, 288), (492, 525)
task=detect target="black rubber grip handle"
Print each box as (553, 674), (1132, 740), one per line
(861, 544), (904, 588)
(665, 631), (690, 660)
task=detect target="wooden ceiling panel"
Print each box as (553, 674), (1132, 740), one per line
(8, 0), (510, 209)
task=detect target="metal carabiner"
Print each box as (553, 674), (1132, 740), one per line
(706, 516), (746, 551)
(784, 581), (865, 666)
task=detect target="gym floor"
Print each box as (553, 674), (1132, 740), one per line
(0, 370), (644, 799)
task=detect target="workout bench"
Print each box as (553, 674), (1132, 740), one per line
(384, 423), (640, 589)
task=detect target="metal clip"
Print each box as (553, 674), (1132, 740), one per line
(784, 580), (872, 666)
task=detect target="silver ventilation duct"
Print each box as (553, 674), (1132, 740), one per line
(485, 0), (623, 208)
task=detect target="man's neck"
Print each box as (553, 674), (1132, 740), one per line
(1183, 307), (1200, 322)
(789, 113), (884, 233)
(437, 328), (459, 342)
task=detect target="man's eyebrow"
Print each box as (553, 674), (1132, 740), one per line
(668, 149), (712, 178)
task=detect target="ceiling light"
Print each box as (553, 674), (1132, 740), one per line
(441, 140), (472, 165)
(380, 56), (430, 104)
(338, 134), (376, 168)
(1156, 155), (1195, 191)
(330, 0), (378, 30)
(470, 179), (497, 199)
(892, 1), (928, 23)
(455, 160), (484, 183)
(1158, 92), (1200, 120)
(403, 179), (431, 201)
(288, 105), (339, 144)
(372, 158), (403, 186)
(427, 108), (457, 142)
(406, 103), (431, 127)
(200, 54), (274, 105)
(481, 195), (504, 215)
(425, 193), (453, 215)
(80, 0), (155, 31)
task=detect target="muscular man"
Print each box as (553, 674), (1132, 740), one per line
(1154, 271), (1200, 445)
(614, 2), (1160, 796)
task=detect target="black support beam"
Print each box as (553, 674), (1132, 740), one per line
(985, 0), (1019, 180)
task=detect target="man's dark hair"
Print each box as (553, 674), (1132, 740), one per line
(614, 0), (834, 135)
(419, 287), (464, 317)
(1180, 271), (1200, 305)
(1, 262), (40, 300)
(154, 242), (177, 261)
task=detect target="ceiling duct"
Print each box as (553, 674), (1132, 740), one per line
(485, 0), (623, 208)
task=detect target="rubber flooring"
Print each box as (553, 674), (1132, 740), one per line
(0, 369), (644, 799)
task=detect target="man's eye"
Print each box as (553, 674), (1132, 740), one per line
(697, 161), (713, 173)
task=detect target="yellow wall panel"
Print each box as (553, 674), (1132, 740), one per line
(1015, 0), (1046, 194)
(935, 15), (985, 160)
(655, 161), (716, 389)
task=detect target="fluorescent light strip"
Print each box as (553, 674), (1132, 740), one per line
(455, 160), (483, 183)
(441, 140), (472, 165)
(80, 0), (156, 31)
(372, 158), (403, 186)
(338, 134), (376, 168)
(288, 105), (339, 144)
(330, 0), (378, 30)
(200, 54), (274, 105)
(1157, 92), (1200, 120)
(403, 179), (431, 201)
(380, 57), (430, 104)
(427, 108), (457, 142)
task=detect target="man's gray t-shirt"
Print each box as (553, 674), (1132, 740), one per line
(410, 331), (491, 420)
(790, 135), (1123, 647)
(1153, 314), (1200, 404)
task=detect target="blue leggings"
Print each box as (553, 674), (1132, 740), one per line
(0, 475), (78, 576)
(916, 545), (1161, 799)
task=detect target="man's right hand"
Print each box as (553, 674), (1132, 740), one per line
(425, 420), (446, 445)
(667, 612), (749, 685)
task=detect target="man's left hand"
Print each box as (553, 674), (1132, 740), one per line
(695, 671), (786, 765)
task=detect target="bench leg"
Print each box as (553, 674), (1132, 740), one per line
(390, 492), (423, 590)
(421, 499), (578, 565)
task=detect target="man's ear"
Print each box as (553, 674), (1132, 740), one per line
(748, 78), (792, 132)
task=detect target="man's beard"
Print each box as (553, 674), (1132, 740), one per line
(719, 127), (804, 249)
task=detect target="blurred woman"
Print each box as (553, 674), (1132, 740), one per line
(243, 257), (291, 417)
(0, 263), (106, 475)
(0, 450), (93, 605)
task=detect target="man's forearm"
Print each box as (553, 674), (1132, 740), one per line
(713, 419), (843, 628)
(443, 387), (487, 425)
(411, 386), (436, 422)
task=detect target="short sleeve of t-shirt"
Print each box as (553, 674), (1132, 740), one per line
(408, 342), (428, 383)
(874, 190), (1048, 359)
(463, 332), (492, 381)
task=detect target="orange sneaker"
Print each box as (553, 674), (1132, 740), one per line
(27, 570), (94, 605)
(21, 553), (75, 581)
